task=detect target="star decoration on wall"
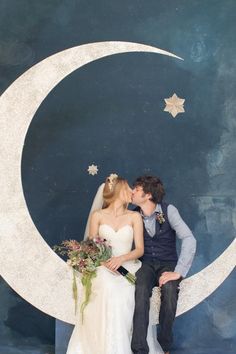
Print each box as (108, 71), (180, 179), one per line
(87, 164), (98, 175)
(164, 93), (185, 118)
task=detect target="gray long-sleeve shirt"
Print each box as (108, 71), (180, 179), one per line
(142, 204), (196, 277)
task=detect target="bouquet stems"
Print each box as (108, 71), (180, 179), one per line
(117, 266), (136, 284)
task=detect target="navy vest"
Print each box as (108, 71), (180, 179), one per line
(138, 202), (178, 263)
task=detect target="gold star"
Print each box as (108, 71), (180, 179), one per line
(87, 164), (98, 176)
(164, 93), (185, 118)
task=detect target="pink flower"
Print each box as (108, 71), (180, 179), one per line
(67, 240), (81, 250)
(93, 237), (105, 244)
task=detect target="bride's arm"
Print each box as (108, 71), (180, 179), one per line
(124, 212), (144, 261)
(88, 211), (100, 239)
(105, 212), (144, 271)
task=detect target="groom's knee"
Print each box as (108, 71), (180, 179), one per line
(160, 281), (179, 301)
(135, 282), (153, 301)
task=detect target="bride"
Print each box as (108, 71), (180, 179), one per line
(66, 174), (163, 354)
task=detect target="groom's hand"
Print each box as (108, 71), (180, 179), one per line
(159, 271), (181, 287)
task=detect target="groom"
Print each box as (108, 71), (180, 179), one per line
(131, 175), (196, 354)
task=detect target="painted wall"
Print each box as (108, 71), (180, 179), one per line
(0, 0), (235, 353)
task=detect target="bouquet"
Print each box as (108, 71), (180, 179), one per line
(54, 237), (136, 321)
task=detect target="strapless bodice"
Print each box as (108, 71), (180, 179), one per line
(98, 224), (134, 257)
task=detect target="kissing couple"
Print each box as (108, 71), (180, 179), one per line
(66, 174), (196, 354)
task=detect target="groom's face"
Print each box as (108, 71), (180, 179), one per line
(131, 186), (150, 206)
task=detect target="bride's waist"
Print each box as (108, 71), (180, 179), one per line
(121, 259), (140, 265)
(112, 249), (133, 258)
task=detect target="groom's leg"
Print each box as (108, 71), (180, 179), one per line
(157, 265), (181, 353)
(131, 262), (156, 354)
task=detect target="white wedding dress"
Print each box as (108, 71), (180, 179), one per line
(66, 224), (163, 354)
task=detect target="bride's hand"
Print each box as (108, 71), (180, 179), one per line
(104, 256), (124, 272)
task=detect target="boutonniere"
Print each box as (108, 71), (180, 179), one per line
(156, 212), (165, 224)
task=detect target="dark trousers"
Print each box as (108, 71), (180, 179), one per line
(131, 261), (181, 354)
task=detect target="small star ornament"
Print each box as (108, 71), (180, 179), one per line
(164, 93), (185, 118)
(87, 164), (98, 176)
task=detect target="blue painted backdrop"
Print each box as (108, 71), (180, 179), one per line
(0, 1), (235, 353)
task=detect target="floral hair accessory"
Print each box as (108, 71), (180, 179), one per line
(108, 173), (118, 191)
(156, 212), (165, 224)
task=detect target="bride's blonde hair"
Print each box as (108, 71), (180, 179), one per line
(103, 174), (128, 208)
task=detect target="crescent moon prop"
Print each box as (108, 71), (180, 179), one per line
(0, 41), (235, 325)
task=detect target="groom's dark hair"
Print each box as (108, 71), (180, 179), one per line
(133, 175), (165, 204)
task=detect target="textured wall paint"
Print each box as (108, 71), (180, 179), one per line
(0, 0), (236, 353)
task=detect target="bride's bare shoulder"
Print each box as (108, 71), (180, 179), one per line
(91, 209), (104, 220)
(127, 210), (142, 221)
